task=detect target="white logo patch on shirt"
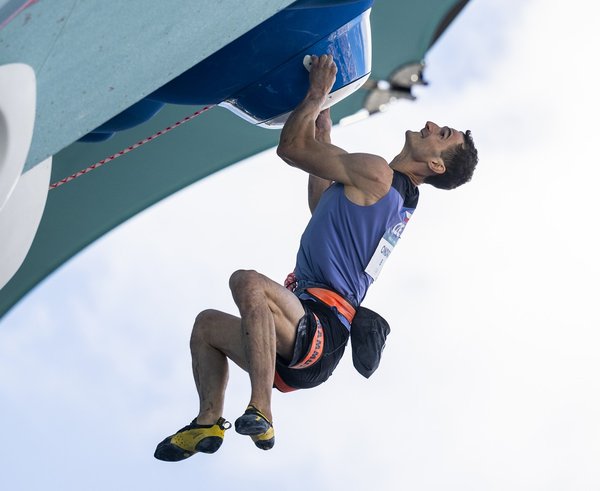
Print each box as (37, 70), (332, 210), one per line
(365, 208), (414, 281)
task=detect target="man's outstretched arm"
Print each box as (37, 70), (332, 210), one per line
(277, 55), (391, 200)
(308, 108), (334, 213)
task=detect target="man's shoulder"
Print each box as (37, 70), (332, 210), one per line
(354, 152), (390, 169)
(341, 153), (393, 205)
(347, 152), (393, 184)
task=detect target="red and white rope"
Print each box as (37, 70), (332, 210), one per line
(49, 105), (214, 190)
(0, 0), (38, 30)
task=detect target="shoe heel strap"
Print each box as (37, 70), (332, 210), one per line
(217, 417), (232, 430)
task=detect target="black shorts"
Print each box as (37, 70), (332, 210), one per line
(274, 298), (350, 392)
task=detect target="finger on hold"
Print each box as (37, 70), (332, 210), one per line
(303, 54), (334, 72)
(303, 55), (313, 71)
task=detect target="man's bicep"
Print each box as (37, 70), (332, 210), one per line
(280, 139), (351, 182)
(279, 139), (389, 189)
(307, 151), (390, 192)
(332, 152), (391, 191)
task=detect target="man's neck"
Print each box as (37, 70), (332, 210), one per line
(389, 155), (424, 187)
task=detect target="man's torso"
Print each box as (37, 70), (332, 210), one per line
(294, 170), (419, 307)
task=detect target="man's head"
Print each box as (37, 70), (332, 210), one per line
(403, 121), (478, 190)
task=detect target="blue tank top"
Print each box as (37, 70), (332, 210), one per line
(294, 170), (419, 307)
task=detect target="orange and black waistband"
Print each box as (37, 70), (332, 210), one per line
(305, 287), (356, 325)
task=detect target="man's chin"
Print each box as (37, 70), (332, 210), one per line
(405, 129), (418, 144)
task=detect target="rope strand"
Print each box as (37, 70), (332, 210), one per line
(49, 105), (214, 190)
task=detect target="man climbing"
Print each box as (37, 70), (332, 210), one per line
(154, 54), (478, 461)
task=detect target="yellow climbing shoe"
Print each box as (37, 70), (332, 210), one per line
(154, 417), (231, 461)
(250, 425), (275, 450)
(235, 405), (275, 450)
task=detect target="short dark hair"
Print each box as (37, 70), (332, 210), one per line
(424, 130), (478, 190)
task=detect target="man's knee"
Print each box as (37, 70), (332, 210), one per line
(191, 309), (221, 346)
(229, 269), (263, 297)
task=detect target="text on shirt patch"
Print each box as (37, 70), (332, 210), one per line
(365, 208), (414, 280)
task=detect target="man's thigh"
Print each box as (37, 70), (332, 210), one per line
(242, 270), (305, 361)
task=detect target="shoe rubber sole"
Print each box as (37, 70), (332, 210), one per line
(235, 405), (275, 450)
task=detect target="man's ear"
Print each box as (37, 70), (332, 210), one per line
(428, 157), (446, 175)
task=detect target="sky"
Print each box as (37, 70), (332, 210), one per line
(2, 0), (600, 489)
